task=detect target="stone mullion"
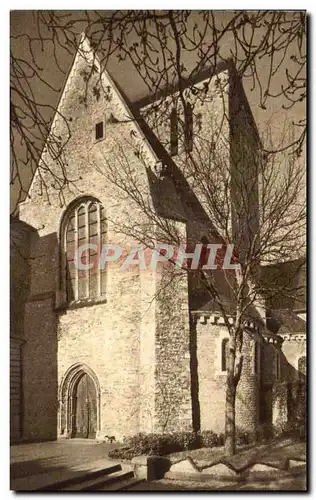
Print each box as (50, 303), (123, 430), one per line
(62, 223), (68, 299)
(85, 203), (90, 299)
(97, 204), (101, 297)
(74, 209), (79, 301)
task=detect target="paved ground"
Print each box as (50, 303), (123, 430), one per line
(11, 439), (118, 489)
(11, 439), (116, 475)
(10, 439), (307, 492)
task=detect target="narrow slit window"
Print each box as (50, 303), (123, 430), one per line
(184, 102), (193, 152)
(221, 338), (229, 372)
(254, 342), (260, 375)
(170, 108), (178, 156)
(298, 356), (306, 380)
(95, 122), (104, 140)
(200, 236), (210, 269)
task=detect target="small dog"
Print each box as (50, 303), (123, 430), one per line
(104, 435), (116, 443)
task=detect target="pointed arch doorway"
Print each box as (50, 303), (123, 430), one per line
(59, 363), (100, 439)
(72, 372), (97, 438)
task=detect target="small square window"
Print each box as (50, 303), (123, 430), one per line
(95, 122), (104, 140)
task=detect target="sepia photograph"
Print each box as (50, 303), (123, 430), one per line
(10, 9), (306, 492)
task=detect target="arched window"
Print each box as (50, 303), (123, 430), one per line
(221, 338), (230, 372)
(61, 197), (107, 303)
(298, 356), (306, 379)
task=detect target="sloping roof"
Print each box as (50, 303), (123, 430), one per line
(10, 215), (36, 235)
(261, 258), (306, 312)
(266, 309), (306, 335)
(145, 167), (187, 221)
(133, 61), (230, 109)
(10, 215), (36, 258)
(190, 289), (236, 315)
(189, 290), (263, 321)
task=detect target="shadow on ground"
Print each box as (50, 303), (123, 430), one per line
(10, 440), (118, 490)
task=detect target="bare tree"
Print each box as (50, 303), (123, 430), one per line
(94, 116), (305, 454)
(11, 10), (306, 212)
(179, 122), (305, 454)
(10, 10), (306, 455)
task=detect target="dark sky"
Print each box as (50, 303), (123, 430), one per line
(10, 10), (305, 210)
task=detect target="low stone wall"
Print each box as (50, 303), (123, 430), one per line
(131, 455), (171, 481)
(131, 454), (306, 483)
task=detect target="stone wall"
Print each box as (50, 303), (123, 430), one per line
(278, 334), (306, 427)
(259, 333), (306, 431)
(56, 269), (142, 440)
(18, 38), (193, 441)
(23, 295), (58, 440)
(155, 251), (192, 433)
(281, 335), (306, 382)
(10, 217), (33, 441)
(16, 38), (302, 442)
(194, 313), (259, 435)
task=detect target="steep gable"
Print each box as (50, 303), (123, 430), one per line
(20, 34), (187, 231)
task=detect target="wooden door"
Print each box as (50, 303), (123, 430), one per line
(73, 373), (97, 438)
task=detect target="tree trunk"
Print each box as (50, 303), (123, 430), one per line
(225, 374), (237, 455)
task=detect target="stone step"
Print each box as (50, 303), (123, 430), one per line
(288, 458), (306, 469)
(11, 460), (121, 491)
(61, 469), (134, 491)
(36, 463), (122, 491)
(100, 477), (144, 491)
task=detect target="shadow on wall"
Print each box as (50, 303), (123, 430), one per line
(22, 230), (59, 442)
(189, 316), (305, 442)
(281, 351), (306, 424)
(10, 219), (33, 442)
(259, 349), (306, 439)
(189, 317), (200, 433)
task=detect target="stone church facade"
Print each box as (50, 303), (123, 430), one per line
(11, 35), (306, 443)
